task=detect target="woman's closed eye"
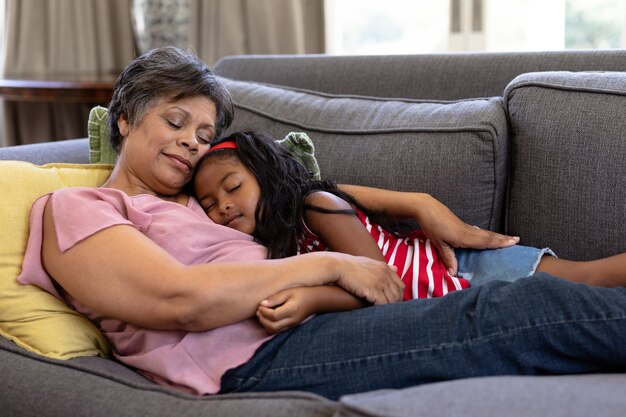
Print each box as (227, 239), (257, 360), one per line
(167, 118), (211, 144)
(166, 119), (182, 129)
(196, 133), (211, 145)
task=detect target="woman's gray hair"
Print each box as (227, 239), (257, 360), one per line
(107, 47), (234, 152)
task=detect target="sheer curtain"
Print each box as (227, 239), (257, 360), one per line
(0, 0), (325, 146)
(0, 0), (136, 146)
(187, 0), (325, 66)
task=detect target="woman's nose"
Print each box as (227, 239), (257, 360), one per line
(178, 131), (199, 152)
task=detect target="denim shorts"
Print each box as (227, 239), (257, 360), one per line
(455, 245), (557, 287)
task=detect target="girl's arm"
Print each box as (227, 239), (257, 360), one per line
(338, 184), (519, 275)
(256, 285), (368, 333)
(304, 191), (388, 261)
(41, 200), (402, 332)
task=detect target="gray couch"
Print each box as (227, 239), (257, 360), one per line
(2, 50), (626, 416)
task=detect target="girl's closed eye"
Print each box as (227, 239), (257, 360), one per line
(203, 201), (216, 212)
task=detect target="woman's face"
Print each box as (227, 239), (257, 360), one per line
(193, 157), (261, 236)
(117, 96), (217, 196)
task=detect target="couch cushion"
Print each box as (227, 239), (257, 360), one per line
(504, 71), (626, 260)
(219, 77), (509, 231)
(0, 335), (336, 417)
(338, 374), (626, 417)
(0, 161), (112, 359)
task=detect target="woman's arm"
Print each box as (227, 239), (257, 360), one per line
(338, 185), (519, 275)
(251, 191), (392, 333)
(41, 200), (402, 332)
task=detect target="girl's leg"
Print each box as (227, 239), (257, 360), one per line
(537, 253), (626, 287)
(455, 246), (554, 286)
(220, 274), (626, 400)
(455, 245), (626, 288)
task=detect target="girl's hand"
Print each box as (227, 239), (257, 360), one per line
(257, 288), (318, 333)
(415, 194), (519, 275)
(258, 284), (368, 333)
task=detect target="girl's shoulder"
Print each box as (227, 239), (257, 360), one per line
(304, 190), (352, 211)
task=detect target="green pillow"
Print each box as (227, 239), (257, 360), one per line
(276, 131), (321, 181)
(88, 106), (321, 180)
(88, 106), (116, 165)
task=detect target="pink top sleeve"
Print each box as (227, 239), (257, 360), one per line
(18, 187), (140, 296)
(49, 187), (142, 253)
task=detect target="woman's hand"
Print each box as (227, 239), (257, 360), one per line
(330, 254), (403, 305)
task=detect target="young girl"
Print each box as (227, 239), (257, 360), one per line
(193, 131), (626, 332)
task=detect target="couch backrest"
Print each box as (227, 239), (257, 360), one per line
(213, 50), (626, 100)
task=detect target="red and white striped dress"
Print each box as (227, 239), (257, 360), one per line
(297, 209), (470, 300)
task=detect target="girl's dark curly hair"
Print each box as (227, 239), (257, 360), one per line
(198, 131), (388, 259)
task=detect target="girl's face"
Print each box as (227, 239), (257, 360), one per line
(116, 96), (217, 196)
(193, 157), (261, 235)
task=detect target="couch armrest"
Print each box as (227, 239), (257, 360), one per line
(0, 138), (90, 164)
(505, 71), (626, 260)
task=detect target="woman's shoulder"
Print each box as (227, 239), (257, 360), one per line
(48, 187), (141, 225)
(51, 186), (127, 200)
(48, 187), (140, 216)
(51, 187), (171, 208)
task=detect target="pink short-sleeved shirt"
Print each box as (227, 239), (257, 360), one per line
(18, 187), (273, 394)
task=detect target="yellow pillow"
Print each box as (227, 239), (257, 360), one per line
(0, 161), (113, 359)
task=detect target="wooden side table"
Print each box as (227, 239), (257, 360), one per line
(0, 78), (115, 104)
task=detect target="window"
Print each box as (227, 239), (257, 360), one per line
(565, 0), (626, 49)
(325, 0), (449, 54)
(324, 0), (626, 54)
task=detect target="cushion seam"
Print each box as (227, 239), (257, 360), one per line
(505, 80), (626, 104)
(234, 102), (499, 136)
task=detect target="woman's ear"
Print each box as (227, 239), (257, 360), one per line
(117, 114), (130, 137)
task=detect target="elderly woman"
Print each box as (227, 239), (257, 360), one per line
(18, 47), (626, 399)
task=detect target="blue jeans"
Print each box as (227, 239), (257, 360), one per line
(220, 274), (626, 399)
